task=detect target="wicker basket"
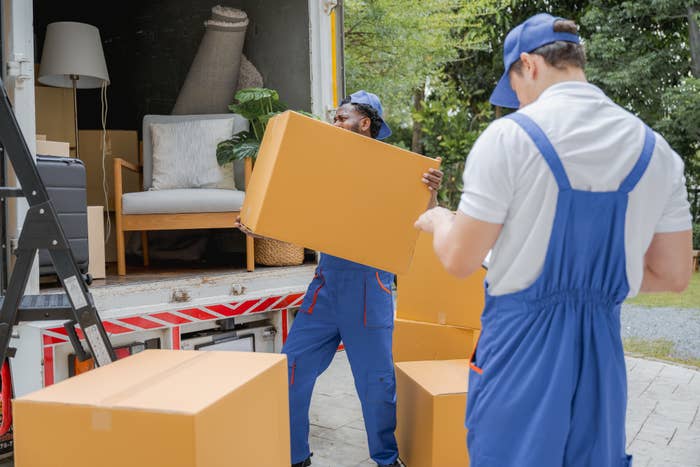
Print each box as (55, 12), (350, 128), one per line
(254, 238), (305, 266)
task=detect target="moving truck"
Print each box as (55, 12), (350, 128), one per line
(0, 2), (346, 456)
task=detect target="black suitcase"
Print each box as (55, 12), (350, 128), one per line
(36, 155), (89, 275)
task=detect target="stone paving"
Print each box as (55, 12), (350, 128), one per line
(308, 352), (700, 467)
(1, 351), (697, 466)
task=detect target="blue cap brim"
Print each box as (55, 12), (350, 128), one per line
(377, 121), (392, 140)
(489, 72), (520, 109)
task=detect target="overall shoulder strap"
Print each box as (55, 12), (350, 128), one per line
(505, 112), (572, 191)
(618, 125), (655, 194)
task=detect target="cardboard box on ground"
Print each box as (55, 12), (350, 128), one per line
(241, 111), (440, 275)
(396, 360), (470, 467)
(13, 350), (290, 467)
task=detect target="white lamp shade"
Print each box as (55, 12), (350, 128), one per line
(39, 22), (110, 89)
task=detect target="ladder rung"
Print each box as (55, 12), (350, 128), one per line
(0, 187), (23, 197)
(0, 294), (75, 321)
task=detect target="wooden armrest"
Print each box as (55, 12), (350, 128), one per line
(114, 157), (141, 173)
(113, 157), (143, 215)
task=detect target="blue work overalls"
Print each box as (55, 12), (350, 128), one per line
(466, 112), (654, 466)
(283, 253), (398, 465)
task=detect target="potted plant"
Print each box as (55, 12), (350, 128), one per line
(217, 87), (314, 163)
(217, 88), (312, 267)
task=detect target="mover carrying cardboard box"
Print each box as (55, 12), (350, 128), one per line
(396, 359), (470, 466)
(241, 111), (440, 274)
(398, 231), (486, 329)
(13, 350), (290, 467)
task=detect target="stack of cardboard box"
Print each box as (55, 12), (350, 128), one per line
(394, 231), (486, 466)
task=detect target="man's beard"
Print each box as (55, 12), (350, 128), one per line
(350, 122), (361, 134)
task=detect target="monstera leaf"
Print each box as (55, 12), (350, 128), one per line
(216, 131), (260, 164)
(235, 88), (279, 104)
(218, 87), (316, 164)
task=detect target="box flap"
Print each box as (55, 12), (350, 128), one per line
(17, 350), (287, 414)
(395, 360), (469, 396)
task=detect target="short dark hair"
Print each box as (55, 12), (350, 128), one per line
(340, 97), (383, 138)
(510, 19), (586, 74)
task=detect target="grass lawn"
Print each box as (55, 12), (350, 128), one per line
(625, 271), (700, 309)
(624, 337), (700, 369)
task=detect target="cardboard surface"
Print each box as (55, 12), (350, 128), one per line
(396, 359), (470, 467)
(79, 130), (140, 210)
(241, 111), (440, 274)
(393, 318), (475, 363)
(397, 232), (486, 328)
(87, 206), (106, 279)
(13, 350), (290, 467)
(35, 86), (76, 156)
(36, 139), (70, 157)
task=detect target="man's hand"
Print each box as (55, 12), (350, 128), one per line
(234, 216), (264, 239)
(416, 209), (502, 278)
(422, 157), (443, 208)
(415, 207), (454, 234)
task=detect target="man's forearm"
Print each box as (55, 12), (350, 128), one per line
(428, 191), (439, 209)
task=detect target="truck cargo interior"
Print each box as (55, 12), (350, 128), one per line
(0, 0), (340, 404)
(30, 0), (323, 290)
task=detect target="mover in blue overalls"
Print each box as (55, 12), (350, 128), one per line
(415, 13), (693, 467)
(284, 91), (443, 467)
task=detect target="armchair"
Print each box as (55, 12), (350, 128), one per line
(114, 114), (254, 276)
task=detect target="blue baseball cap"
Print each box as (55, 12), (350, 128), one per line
(490, 13), (580, 108)
(346, 90), (392, 140)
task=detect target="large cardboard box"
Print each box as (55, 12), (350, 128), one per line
(13, 350), (290, 467)
(396, 359), (470, 467)
(397, 232), (486, 329)
(35, 86), (76, 155)
(241, 111), (440, 274)
(78, 130), (140, 210)
(393, 318), (474, 363)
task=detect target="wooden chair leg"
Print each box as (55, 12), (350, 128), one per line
(246, 235), (255, 272)
(141, 231), (150, 267)
(116, 228), (126, 276)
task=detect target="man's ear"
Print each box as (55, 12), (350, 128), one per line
(519, 52), (537, 79)
(360, 116), (371, 133)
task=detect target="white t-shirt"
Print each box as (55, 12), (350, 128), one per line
(459, 81), (692, 297)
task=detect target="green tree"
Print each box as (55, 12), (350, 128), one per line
(436, 0), (700, 211)
(346, 1), (700, 215)
(582, 1), (700, 216)
(344, 0), (505, 152)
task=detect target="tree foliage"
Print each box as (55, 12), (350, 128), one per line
(344, 0), (506, 121)
(345, 0), (700, 215)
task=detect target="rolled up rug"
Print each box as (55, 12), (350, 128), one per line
(172, 7), (248, 114)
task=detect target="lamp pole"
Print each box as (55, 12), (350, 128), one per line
(70, 73), (79, 158)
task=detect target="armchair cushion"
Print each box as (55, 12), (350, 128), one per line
(122, 189), (245, 215)
(142, 114), (249, 191)
(150, 118), (235, 190)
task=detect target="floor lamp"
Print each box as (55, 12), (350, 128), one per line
(38, 22), (110, 158)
